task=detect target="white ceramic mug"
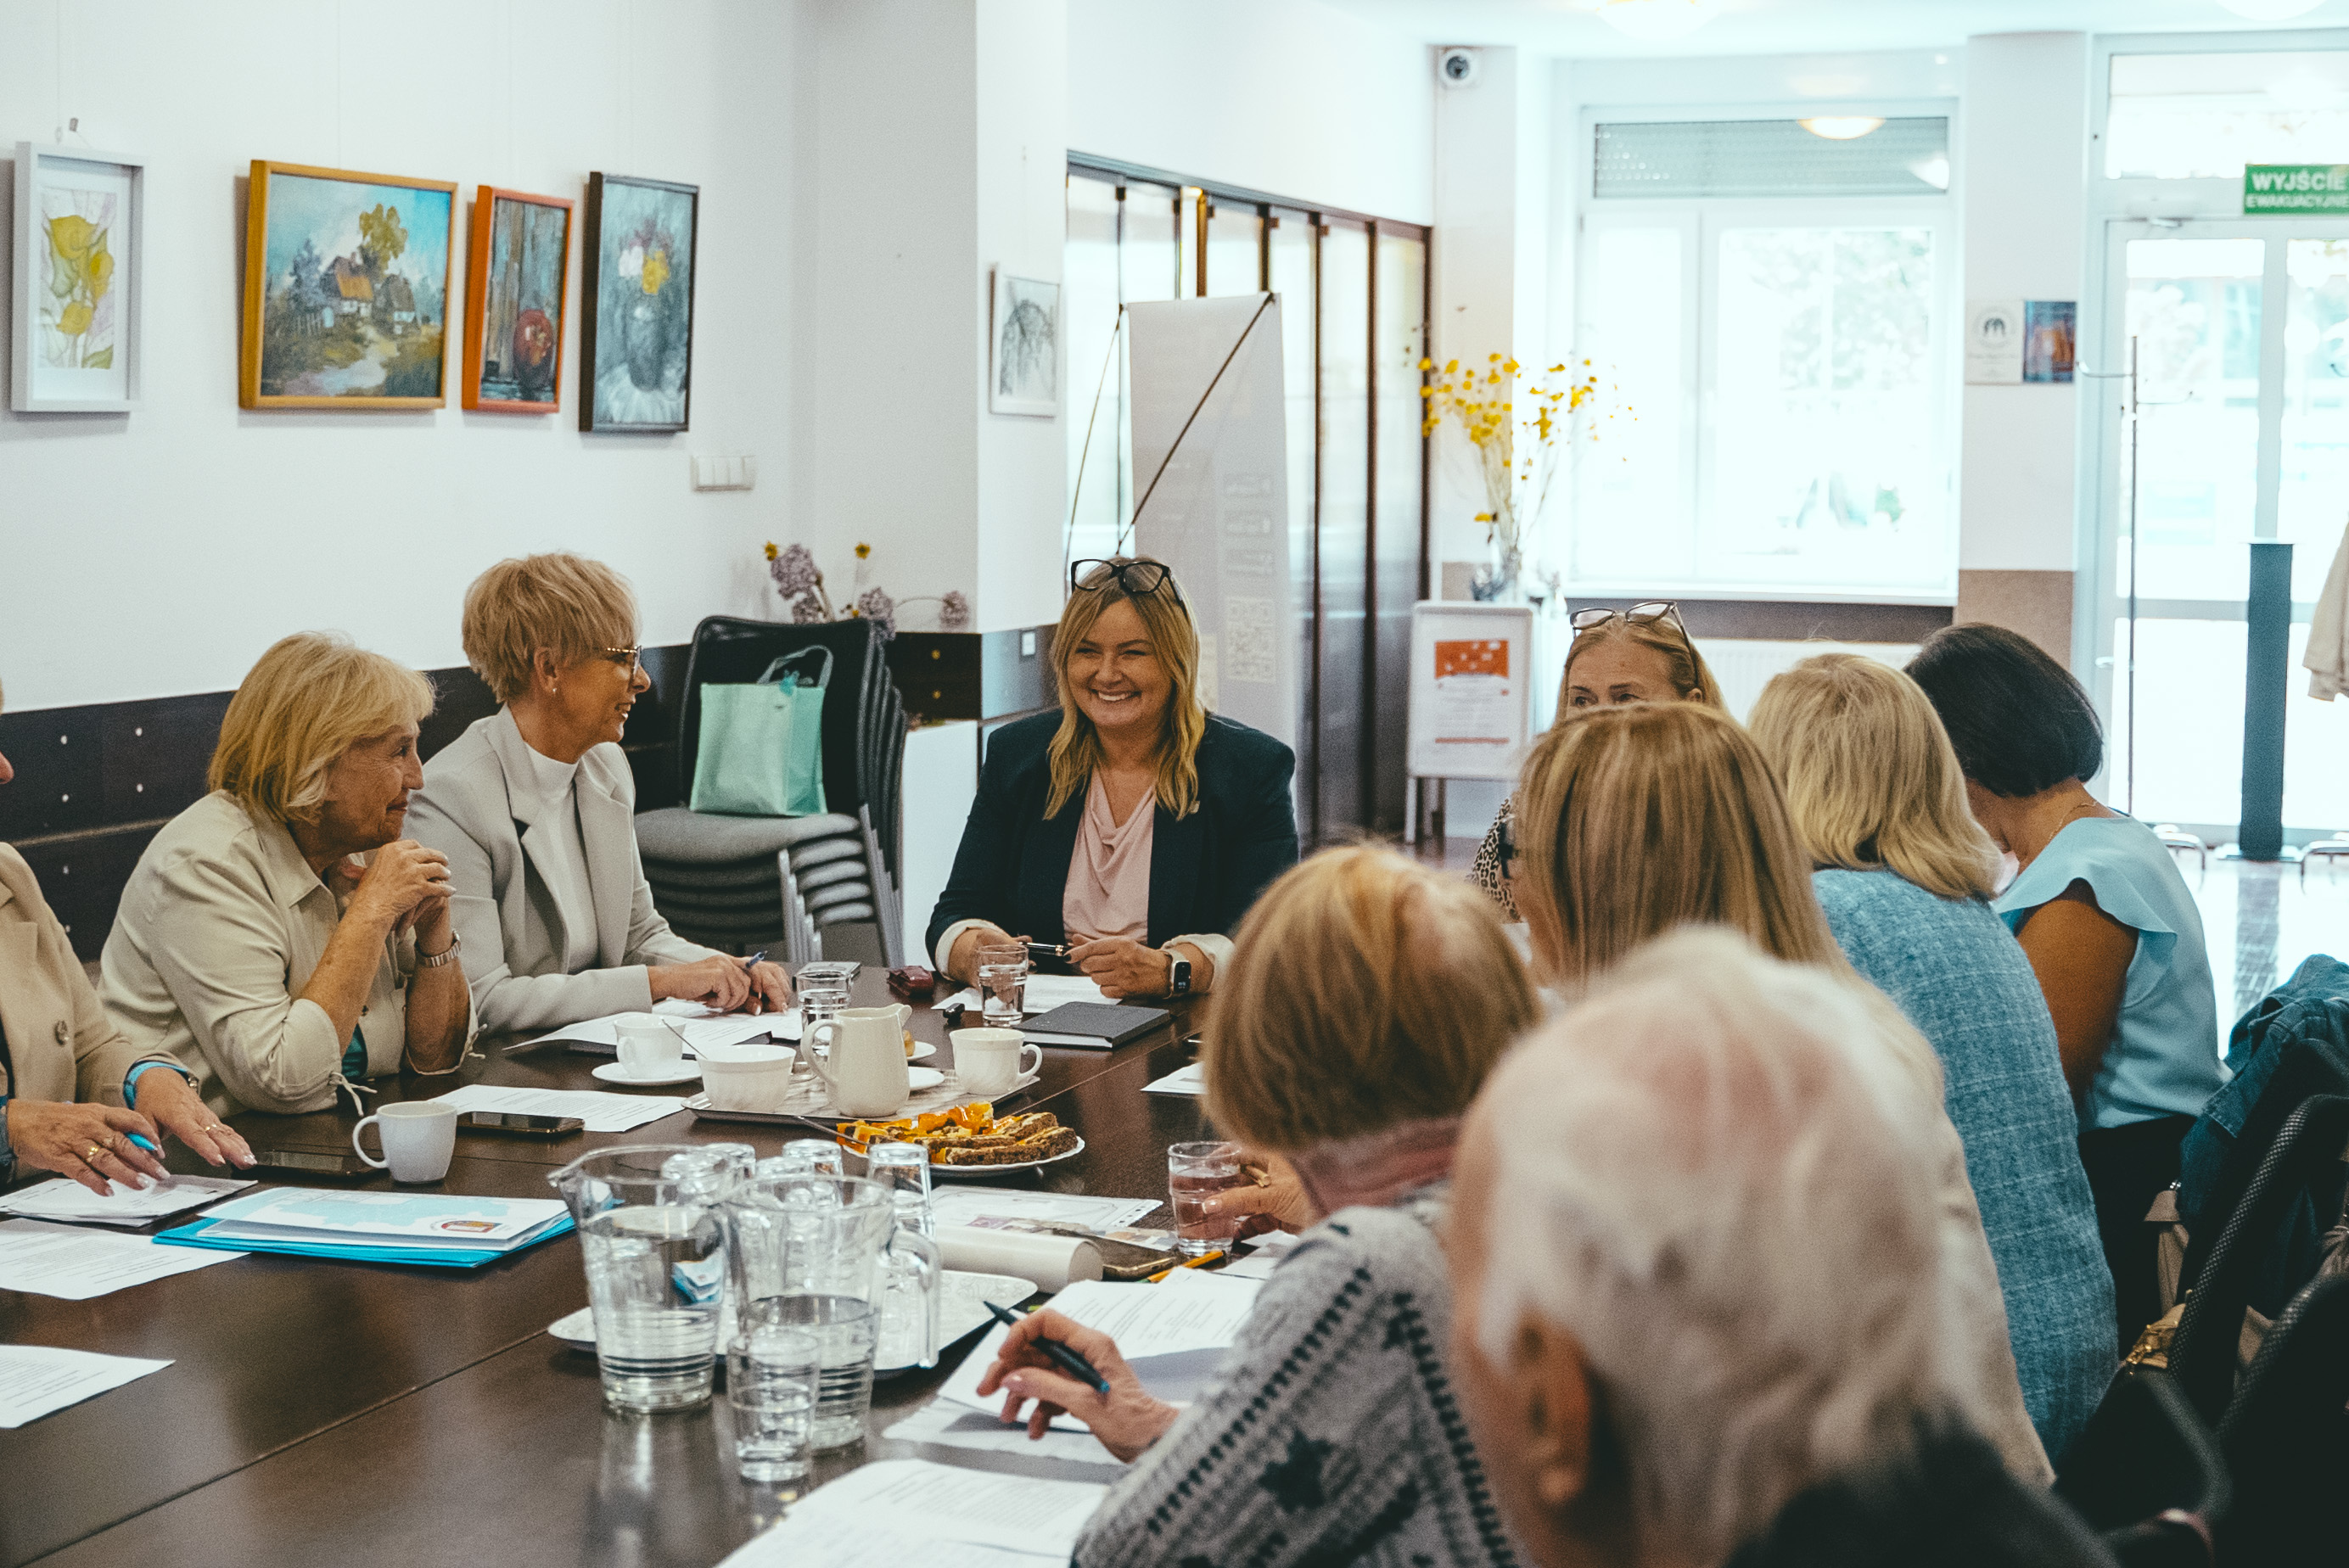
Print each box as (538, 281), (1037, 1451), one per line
(352, 1101), (459, 1184)
(698, 1044), (799, 1112)
(951, 1028), (1042, 1097)
(616, 1017), (685, 1078)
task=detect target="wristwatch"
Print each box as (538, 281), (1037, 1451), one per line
(416, 930), (463, 969)
(1164, 949), (1192, 997)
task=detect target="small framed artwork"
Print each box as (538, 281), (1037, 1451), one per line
(239, 160), (456, 410)
(989, 269), (1059, 417)
(462, 186), (574, 412)
(579, 173), (698, 433)
(11, 143), (146, 413)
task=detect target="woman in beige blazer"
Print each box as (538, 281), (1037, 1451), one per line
(407, 554), (791, 1033)
(0, 681), (251, 1190)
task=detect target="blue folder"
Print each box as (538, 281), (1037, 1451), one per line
(154, 1212), (573, 1269)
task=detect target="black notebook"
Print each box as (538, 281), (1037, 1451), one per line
(1018, 1000), (1172, 1050)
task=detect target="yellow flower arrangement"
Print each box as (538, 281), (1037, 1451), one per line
(1420, 351), (1607, 593)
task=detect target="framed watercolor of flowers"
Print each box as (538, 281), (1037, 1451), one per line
(11, 142), (146, 413)
(579, 172), (698, 433)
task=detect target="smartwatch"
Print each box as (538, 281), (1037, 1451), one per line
(1165, 949), (1192, 997)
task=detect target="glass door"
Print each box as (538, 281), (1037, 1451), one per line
(2094, 219), (2349, 838)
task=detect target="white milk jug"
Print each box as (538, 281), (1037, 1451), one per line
(799, 1004), (912, 1117)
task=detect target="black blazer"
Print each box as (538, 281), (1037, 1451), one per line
(924, 711), (1299, 960)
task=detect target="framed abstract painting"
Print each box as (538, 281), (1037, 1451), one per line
(462, 186), (574, 413)
(11, 142), (146, 412)
(239, 160), (456, 410)
(579, 172), (698, 433)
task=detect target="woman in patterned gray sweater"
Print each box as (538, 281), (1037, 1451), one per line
(977, 845), (1538, 1568)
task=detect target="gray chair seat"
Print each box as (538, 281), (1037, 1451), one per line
(635, 808), (863, 865)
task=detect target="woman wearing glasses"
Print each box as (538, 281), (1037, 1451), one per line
(927, 556), (1298, 1000)
(406, 554), (790, 1032)
(1471, 602), (1724, 921)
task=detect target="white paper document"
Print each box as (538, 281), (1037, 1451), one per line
(939, 974), (1113, 1014)
(0, 1173), (254, 1227)
(938, 1271), (1262, 1433)
(1141, 1061), (1205, 1096)
(720, 1459), (1107, 1565)
(0, 1345), (173, 1428)
(194, 1189), (569, 1249)
(0, 1219), (245, 1300)
(518, 1005), (790, 1055)
(884, 1398), (1127, 1468)
(430, 1083), (687, 1134)
(928, 1188), (1163, 1235)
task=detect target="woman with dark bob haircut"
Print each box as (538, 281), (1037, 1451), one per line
(1909, 624), (2223, 1340)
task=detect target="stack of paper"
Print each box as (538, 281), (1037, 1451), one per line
(512, 1000), (794, 1056)
(1141, 1061), (1205, 1096)
(0, 1219), (246, 1300)
(154, 1189), (571, 1268)
(0, 1346), (174, 1429)
(0, 1173), (253, 1227)
(720, 1459), (1107, 1565)
(432, 1083), (688, 1133)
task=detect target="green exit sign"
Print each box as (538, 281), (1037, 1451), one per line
(2245, 164), (2349, 212)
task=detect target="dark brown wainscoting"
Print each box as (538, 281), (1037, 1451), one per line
(0, 646), (688, 961)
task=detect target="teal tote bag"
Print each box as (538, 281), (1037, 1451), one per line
(688, 647), (831, 817)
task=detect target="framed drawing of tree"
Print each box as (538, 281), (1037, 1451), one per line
(238, 161), (457, 411)
(579, 172), (698, 433)
(11, 142), (146, 413)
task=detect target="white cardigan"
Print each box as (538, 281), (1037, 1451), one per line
(406, 710), (720, 1033)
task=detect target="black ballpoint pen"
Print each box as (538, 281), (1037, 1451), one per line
(984, 1300), (1113, 1394)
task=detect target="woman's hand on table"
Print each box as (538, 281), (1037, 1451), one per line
(134, 1068), (255, 1170)
(650, 955), (753, 1011)
(3, 1100), (169, 1194)
(946, 923), (1023, 987)
(741, 961), (793, 1014)
(975, 1308), (1179, 1462)
(1067, 936), (1208, 1000)
(1199, 1151), (1313, 1239)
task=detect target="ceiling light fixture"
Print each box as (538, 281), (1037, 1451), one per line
(1800, 116), (1886, 139)
(2215, 0), (2325, 19)
(1589, 0), (1720, 42)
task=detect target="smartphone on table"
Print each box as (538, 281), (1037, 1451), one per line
(457, 1112), (585, 1139)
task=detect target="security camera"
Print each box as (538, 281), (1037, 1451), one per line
(1438, 48), (1479, 88)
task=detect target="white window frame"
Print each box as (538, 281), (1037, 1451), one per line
(1573, 102), (1959, 604)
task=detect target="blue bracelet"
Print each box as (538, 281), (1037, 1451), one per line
(123, 1060), (193, 1109)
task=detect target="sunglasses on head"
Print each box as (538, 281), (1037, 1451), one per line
(1569, 601), (1685, 636)
(1070, 557), (1186, 608)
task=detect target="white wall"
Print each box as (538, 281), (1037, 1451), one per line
(1, 0), (808, 712)
(1066, 0), (1434, 224)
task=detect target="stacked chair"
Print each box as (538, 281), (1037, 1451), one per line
(634, 617), (908, 968)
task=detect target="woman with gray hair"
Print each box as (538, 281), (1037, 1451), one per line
(1447, 931), (2115, 1567)
(407, 553), (790, 1033)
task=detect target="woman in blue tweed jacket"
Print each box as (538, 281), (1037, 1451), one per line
(978, 846), (1533, 1568)
(1750, 654), (2116, 1463)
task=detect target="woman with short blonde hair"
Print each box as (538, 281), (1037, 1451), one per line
(1506, 700), (2056, 1486)
(103, 634), (474, 1115)
(978, 846), (1534, 1568)
(406, 552), (783, 1033)
(1749, 654), (2116, 1460)
(927, 557), (1298, 1001)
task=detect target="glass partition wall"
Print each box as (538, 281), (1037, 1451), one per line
(1063, 160), (1430, 843)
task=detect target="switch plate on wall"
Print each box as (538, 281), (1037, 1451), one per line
(690, 456), (756, 491)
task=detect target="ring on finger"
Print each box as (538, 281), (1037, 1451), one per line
(83, 1144), (107, 1165)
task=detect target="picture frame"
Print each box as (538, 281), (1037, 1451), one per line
(461, 186), (575, 413)
(989, 269), (1059, 417)
(11, 142), (146, 413)
(238, 160), (457, 411)
(579, 172), (698, 433)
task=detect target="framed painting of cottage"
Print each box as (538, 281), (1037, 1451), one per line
(578, 172), (698, 433)
(238, 161), (456, 410)
(462, 186), (574, 413)
(11, 143), (146, 413)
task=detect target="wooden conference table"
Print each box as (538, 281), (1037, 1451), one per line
(0, 974), (1213, 1567)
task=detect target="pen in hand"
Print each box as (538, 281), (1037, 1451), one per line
(739, 949), (769, 1014)
(984, 1300), (1112, 1395)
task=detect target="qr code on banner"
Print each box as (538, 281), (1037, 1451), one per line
(1225, 596), (1275, 685)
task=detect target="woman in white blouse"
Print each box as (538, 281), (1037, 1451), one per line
(406, 553), (791, 1034)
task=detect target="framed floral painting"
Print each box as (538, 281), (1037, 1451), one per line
(579, 172), (698, 433)
(11, 143), (146, 412)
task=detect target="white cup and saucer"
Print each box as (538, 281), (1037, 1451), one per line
(950, 1028), (1044, 1098)
(592, 1017), (704, 1088)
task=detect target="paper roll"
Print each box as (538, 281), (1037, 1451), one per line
(935, 1225), (1102, 1291)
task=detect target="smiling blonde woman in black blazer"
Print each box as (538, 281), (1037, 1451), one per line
(925, 557), (1298, 1001)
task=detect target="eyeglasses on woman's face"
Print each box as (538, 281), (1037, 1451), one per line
(1070, 558), (1186, 608)
(599, 646), (644, 676)
(1569, 601), (1684, 636)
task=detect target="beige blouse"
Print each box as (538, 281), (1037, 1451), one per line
(1062, 774), (1154, 942)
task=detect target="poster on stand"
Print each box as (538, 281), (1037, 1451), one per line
(1407, 602), (1534, 783)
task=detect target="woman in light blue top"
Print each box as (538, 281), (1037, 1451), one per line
(1752, 654), (2116, 1461)
(1910, 624), (2226, 1342)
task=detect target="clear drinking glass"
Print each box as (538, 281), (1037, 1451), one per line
(1168, 1140), (1247, 1257)
(798, 980), (852, 1042)
(759, 1140), (845, 1179)
(976, 942), (1029, 1024)
(864, 1141), (933, 1236)
(726, 1325), (821, 1482)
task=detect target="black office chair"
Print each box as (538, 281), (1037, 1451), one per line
(634, 617), (908, 967)
(2215, 1273), (2349, 1565)
(2167, 1095), (2349, 1428)
(2053, 1368), (2229, 1568)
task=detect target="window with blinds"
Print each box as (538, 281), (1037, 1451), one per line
(1593, 118), (1950, 200)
